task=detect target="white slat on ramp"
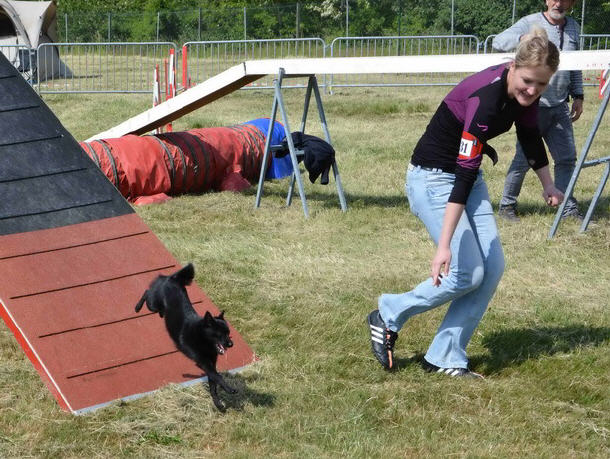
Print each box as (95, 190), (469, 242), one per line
(88, 51), (610, 141)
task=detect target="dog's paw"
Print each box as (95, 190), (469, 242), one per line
(213, 400), (226, 412)
(222, 385), (237, 394)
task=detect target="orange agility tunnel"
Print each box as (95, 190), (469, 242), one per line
(79, 119), (288, 205)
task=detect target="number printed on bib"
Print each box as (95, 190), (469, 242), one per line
(458, 131), (483, 160)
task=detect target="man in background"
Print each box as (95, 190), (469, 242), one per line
(493, 0), (584, 221)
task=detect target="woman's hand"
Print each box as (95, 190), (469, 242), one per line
(432, 202), (464, 287)
(535, 166), (564, 207)
(542, 184), (564, 207)
(431, 246), (451, 287)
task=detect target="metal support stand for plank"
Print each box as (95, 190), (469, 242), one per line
(548, 69), (610, 239)
(255, 68), (347, 218)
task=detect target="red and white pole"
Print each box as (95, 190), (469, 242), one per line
(182, 45), (189, 90)
(166, 49), (176, 132)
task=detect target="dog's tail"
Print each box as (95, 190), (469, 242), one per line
(172, 263), (195, 286)
(134, 291), (147, 313)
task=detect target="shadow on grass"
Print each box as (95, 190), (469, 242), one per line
(182, 372), (275, 410)
(473, 325), (610, 374)
(244, 186), (406, 209)
(393, 353), (427, 372)
(495, 195), (610, 219)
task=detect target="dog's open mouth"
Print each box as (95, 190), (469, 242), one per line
(216, 343), (226, 355)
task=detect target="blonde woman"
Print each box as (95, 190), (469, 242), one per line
(368, 28), (564, 377)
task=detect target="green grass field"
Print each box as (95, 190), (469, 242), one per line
(1, 85), (609, 457)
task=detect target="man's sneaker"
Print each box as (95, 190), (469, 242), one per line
(498, 205), (520, 222)
(561, 206), (584, 221)
(367, 310), (398, 370)
(422, 359), (484, 379)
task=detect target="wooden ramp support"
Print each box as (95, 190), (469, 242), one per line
(0, 52), (255, 414)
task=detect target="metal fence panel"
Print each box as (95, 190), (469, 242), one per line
(183, 38), (327, 89)
(36, 42), (177, 94)
(329, 35), (481, 89)
(0, 44), (34, 83)
(581, 34), (610, 51)
(29, 33), (610, 94)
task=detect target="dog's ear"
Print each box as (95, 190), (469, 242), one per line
(203, 311), (213, 324)
(217, 310), (225, 320)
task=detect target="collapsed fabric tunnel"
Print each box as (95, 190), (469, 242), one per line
(79, 118), (291, 205)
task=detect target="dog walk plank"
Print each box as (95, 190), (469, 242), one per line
(0, 52), (256, 414)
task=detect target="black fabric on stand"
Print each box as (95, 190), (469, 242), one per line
(277, 132), (335, 185)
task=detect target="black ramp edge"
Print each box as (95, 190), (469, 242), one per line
(0, 137), (94, 182)
(0, 203), (132, 236)
(0, 75), (41, 112)
(0, 107), (62, 146)
(0, 168), (115, 220)
(0, 51), (134, 236)
(0, 60), (17, 79)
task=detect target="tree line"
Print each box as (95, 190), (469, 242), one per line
(55, 0), (610, 44)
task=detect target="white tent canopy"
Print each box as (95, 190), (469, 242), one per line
(0, 0), (71, 80)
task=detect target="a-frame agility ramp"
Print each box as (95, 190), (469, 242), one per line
(1, 50), (608, 413)
(0, 52), (255, 414)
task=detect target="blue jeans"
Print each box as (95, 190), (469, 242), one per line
(378, 164), (505, 369)
(500, 102), (578, 211)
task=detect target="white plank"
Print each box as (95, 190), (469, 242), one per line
(89, 51), (610, 140)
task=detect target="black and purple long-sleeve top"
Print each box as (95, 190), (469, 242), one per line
(411, 63), (549, 204)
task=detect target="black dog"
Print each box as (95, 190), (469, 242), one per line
(135, 263), (237, 411)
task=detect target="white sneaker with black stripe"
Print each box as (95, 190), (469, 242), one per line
(422, 359), (484, 379)
(367, 309), (398, 370)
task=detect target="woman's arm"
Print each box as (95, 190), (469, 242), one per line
(431, 202), (465, 287)
(534, 165), (564, 206)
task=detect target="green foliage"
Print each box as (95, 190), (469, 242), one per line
(51, 1), (610, 44)
(455, 0), (512, 38)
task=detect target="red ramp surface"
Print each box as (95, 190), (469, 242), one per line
(0, 52), (255, 413)
(0, 214), (255, 413)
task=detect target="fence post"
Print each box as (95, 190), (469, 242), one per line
(157, 12), (160, 41)
(64, 13), (68, 42)
(580, 0), (586, 37)
(107, 13), (111, 41)
(398, 0), (402, 36)
(451, 0), (455, 35)
(243, 7), (247, 40)
(345, 0), (349, 37)
(296, 2), (300, 39)
(198, 8), (202, 41)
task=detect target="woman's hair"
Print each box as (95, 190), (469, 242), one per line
(514, 26), (560, 72)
